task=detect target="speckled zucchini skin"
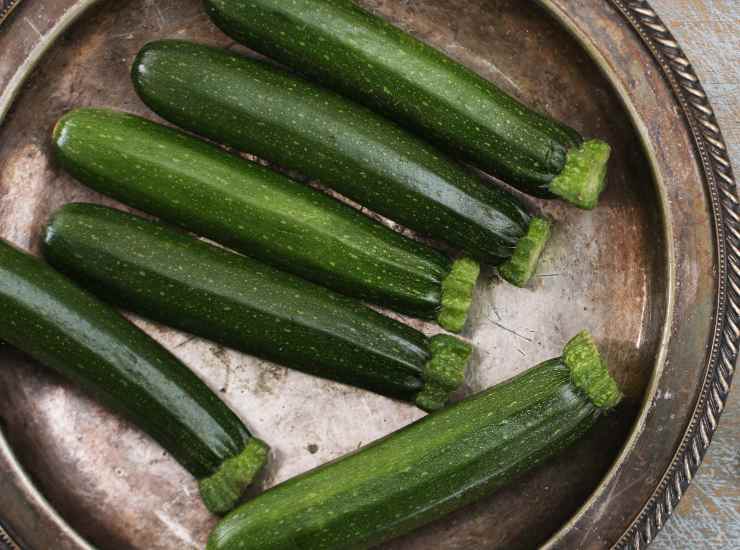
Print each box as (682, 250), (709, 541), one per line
(43, 204), (471, 408)
(53, 108), (461, 323)
(207, 350), (617, 550)
(0, 238), (256, 486)
(203, 0), (583, 197)
(132, 40), (533, 265)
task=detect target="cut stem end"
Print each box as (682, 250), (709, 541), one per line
(199, 438), (269, 515)
(499, 217), (551, 287)
(438, 257), (480, 333)
(549, 139), (611, 210)
(563, 331), (622, 410)
(415, 335), (473, 411)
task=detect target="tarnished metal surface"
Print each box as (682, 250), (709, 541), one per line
(0, 1), (734, 549)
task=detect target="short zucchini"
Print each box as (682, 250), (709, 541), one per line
(0, 238), (267, 515)
(204, 0), (611, 208)
(52, 108), (478, 332)
(132, 40), (551, 286)
(207, 331), (622, 550)
(43, 203), (473, 411)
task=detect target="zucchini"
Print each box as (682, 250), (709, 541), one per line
(0, 238), (267, 515)
(204, 0), (611, 209)
(207, 331), (622, 550)
(43, 203), (473, 411)
(132, 40), (551, 286)
(52, 108), (478, 332)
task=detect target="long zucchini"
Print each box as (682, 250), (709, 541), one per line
(207, 331), (622, 549)
(52, 108), (478, 332)
(204, 0), (611, 209)
(0, 238), (267, 515)
(132, 40), (551, 286)
(43, 203), (473, 411)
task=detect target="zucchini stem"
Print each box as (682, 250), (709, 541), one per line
(438, 257), (480, 333)
(199, 438), (269, 515)
(415, 335), (473, 411)
(549, 140), (611, 210)
(563, 331), (622, 410)
(498, 217), (551, 287)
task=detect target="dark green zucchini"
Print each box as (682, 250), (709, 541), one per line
(0, 238), (267, 515)
(207, 331), (622, 550)
(52, 108), (478, 332)
(43, 203), (473, 411)
(204, 0), (611, 209)
(132, 40), (551, 286)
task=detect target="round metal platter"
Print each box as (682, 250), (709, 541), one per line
(0, 1), (736, 549)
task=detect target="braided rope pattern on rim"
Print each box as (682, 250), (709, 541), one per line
(0, 521), (20, 550)
(0, 0), (21, 26)
(609, 1), (738, 549)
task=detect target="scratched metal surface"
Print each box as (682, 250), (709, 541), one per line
(0, 0), (731, 549)
(648, 1), (740, 548)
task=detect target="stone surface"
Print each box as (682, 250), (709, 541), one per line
(649, 1), (740, 549)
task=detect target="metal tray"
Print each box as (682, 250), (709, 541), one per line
(0, 1), (736, 549)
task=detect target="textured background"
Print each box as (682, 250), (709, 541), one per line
(649, 1), (739, 548)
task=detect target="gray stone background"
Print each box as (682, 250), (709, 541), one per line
(649, 1), (739, 548)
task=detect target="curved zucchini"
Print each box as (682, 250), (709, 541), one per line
(204, 0), (611, 208)
(207, 331), (622, 549)
(52, 108), (478, 332)
(43, 203), (473, 411)
(132, 40), (550, 286)
(0, 238), (267, 515)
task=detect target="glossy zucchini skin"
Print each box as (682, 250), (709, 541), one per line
(43, 204), (472, 411)
(131, 40), (537, 266)
(53, 108), (477, 329)
(0, 238), (264, 514)
(203, 0), (590, 198)
(207, 332), (621, 550)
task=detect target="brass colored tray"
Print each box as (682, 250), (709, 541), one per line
(0, 1), (736, 548)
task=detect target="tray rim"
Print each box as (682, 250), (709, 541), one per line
(0, 0), (22, 26)
(0, 1), (736, 549)
(540, 1), (738, 548)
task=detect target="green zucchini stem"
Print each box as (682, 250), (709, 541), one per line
(415, 335), (473, 411)
(563, 331), (623, 410)
(438, 257), (480, 333)
(199, 438), (269, 515)
(548, 139), (611, 210)
(498, 217), (551, 287)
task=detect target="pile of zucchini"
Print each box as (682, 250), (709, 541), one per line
(0, 0), (620, 546)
